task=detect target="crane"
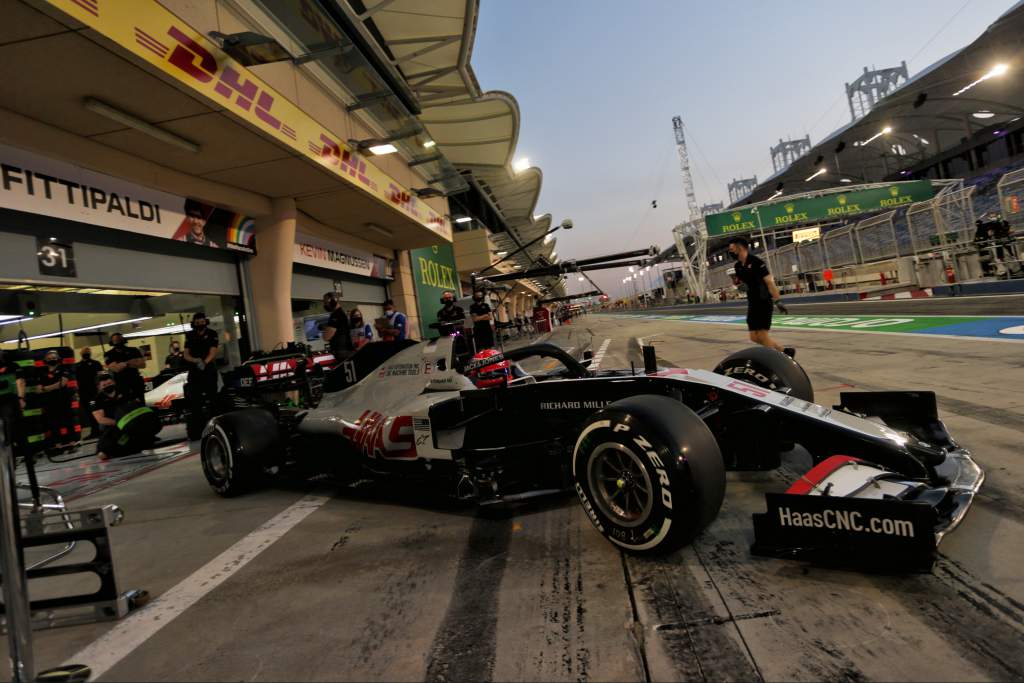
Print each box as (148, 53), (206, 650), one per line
(670, 116), (709, 301)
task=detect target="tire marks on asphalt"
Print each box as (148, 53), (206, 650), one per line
(425, 515), (512, 682)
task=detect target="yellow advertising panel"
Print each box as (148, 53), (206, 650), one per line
(45, 0), (451, 241)
(791, 227), (821, 243)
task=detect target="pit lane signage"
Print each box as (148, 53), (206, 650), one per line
(43, 0), (450, 242)
(293, 233), (392, 279)
(704, 181), (935, 236)
(410, 243), (461, 340)
(0, 143), (255, 253)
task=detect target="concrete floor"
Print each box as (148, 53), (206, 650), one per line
(4, 315), (1023, 682)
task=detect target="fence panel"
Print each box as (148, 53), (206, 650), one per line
(855, 210), (899, 262)
(823, 226), (858, 266)
(707, 265), (732, 291)
(796, 239), (825, 272)
(997, 167), (1024, 230)
(773, 243), (800, 277)
(936, 186), (976, 246)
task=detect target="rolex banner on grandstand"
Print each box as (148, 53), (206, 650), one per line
(704, 180), (935, 237)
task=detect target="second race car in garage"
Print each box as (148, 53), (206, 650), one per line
(200, 336), (983, 569)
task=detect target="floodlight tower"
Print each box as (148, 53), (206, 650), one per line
(670, 116), (709, 301)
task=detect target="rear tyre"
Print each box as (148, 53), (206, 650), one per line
(714, 346), (814, 402)
(572, 395), (725, 555)
(200, 408), (278, 496)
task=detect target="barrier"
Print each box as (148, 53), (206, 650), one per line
(855, 210), (899, 262)
(997, 167), (1024, 230)
(823, 226), (858, 266)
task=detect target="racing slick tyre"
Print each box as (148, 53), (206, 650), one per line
(713, 346), (814, 402)
(572, 395), (725, 555)
(200, 408), (279, 496)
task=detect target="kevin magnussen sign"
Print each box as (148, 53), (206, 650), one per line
(0, 143), (256, 253)
(293, 233), (392, 279)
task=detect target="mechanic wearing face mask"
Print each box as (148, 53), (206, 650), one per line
(436, 291), (466, 333)
(320, 292), (353, 359)
(164, 340), (187, 372)
(104, 332), (146, 401)
(38, 349), (77, 453)
(375, 299), (408, 342)
(469, 290), (495, 350)
(91, 372), (160, 459)
(727, 236), (794, 357)
(349, 308), (373, 349)
(183, 312), (219, 418)
(75, 347), (103, 436)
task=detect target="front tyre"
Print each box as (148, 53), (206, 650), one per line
(573, 395), (724, 555)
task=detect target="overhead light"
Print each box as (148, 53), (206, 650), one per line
(83, 98), (199, 153)
(768, 190), (783, 200)
(840, 178), (853, 183)
(0, 316), (30, 328)
(512, 157), (531, 173)
(495, 250), (507, 256)
(367, 143), (398, 156)
(912, 133), (930, 145)
(854, 126), (892, 147)
(422, 140), (436, 148)
(454, 216), (472, 224)
(628, 266), (635, 272)
(993, 130), (1005, 136)
(365, 223), (394, 238)
(972, 110), (996, 119)
(953, 63), (1009, 96)
(804, 168), (826, 182)
(3, 316), (152, 344)
(578, 276), (585, 282)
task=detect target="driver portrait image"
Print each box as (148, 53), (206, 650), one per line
(178, 198), (219, 248)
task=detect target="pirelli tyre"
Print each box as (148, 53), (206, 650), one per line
(713, 346), (814, 402)
(572, 395), (725, 555)
(200, 408), (278, 496)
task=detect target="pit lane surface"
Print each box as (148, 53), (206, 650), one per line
(6, 318), (1024, 682)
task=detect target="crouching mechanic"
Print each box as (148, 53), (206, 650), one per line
(91, 372), (161, 459)
(728, 236), (795, 358)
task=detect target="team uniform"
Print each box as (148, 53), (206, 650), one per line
(469, 300), (495, 350)
(734, 253), (774, 331)
(324, 307), (353, 359)
(90, 390), (159, 458)
(104, 344), (145, 400)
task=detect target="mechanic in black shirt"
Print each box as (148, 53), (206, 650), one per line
(184, 310), (219, 401)
(75, 347), (103, 436)
(437, 291), (465, 332)
(728, 236), (794, 357)
(104, 333), (146, 401)
(469, 290), (495, 350)
(164, 340), (187, 372)
(320, 291), (353, 360)
(91, 372), (160, 459)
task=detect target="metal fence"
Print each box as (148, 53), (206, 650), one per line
(855, 210), (899, 262)
(823, 226), (858, 266)
(906, 183), (976, 252)
(997, 167), (1024, 230)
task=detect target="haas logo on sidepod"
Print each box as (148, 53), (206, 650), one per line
(342, 410), (416, 459)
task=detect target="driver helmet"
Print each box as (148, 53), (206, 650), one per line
(465, 348), (510, 389)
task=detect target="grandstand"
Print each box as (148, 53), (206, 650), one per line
(691, 1), (1024, 301)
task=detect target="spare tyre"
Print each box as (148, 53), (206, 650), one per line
(713, 346), (813, 402)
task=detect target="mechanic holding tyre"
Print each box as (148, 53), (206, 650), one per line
(183, 312), (219, 440)
(728, 236), (794, 358)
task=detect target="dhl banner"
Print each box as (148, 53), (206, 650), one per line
(45, 0), (451, 242)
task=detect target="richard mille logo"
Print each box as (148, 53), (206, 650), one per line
(540, 400), (612, 410)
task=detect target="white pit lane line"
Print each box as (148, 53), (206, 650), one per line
(590, 338), (612, 370)
(65, 494), (330, 679)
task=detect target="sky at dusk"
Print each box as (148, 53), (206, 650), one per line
(470, 0), (1016, 298)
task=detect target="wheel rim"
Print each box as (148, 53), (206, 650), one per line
(587, 442), (654, 527)
(206, 437), (229, 481)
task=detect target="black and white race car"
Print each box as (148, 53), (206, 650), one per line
(200, 337), (983, 569)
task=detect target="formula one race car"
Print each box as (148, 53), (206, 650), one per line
(200, 337), (983, 569)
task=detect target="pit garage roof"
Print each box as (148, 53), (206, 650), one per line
(339, 0), (565, 297)
(736, 0), (1024, 206)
